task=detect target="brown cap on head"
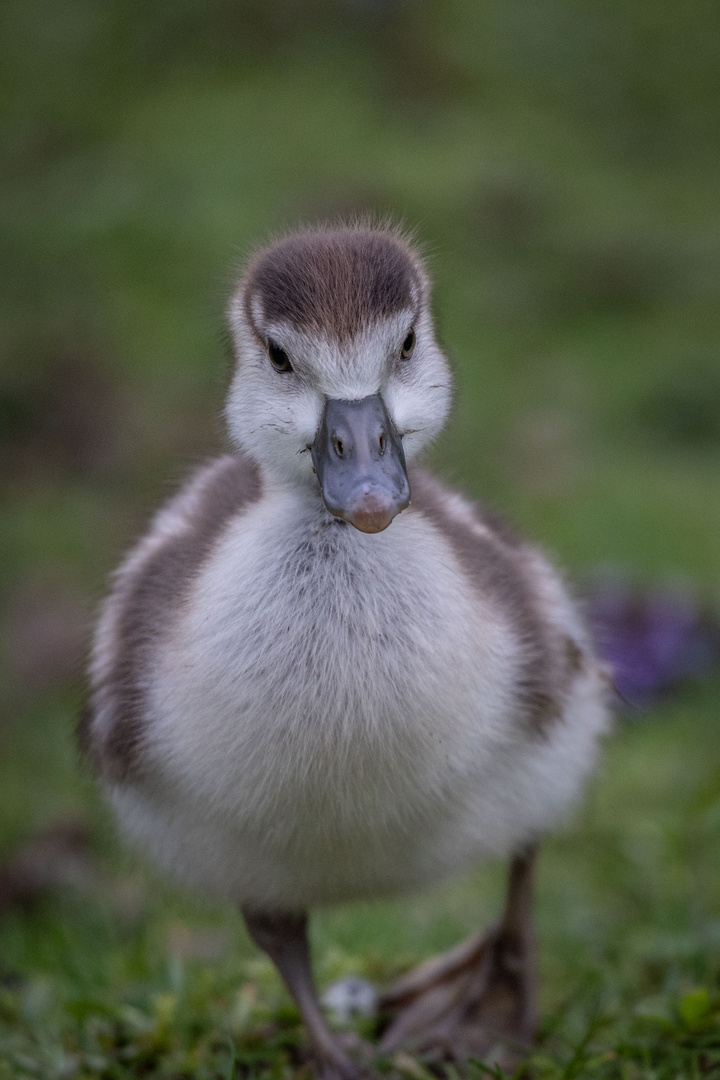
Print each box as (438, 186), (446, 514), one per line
(243, 226), (422, 342)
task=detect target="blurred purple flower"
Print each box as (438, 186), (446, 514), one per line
(586, 577), (720, 708)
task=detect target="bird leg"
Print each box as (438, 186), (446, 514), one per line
(242, 909), (371, 1080)
(378, 846), (538, 1068)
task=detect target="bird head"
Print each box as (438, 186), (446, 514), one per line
(226, 224), (452, 533)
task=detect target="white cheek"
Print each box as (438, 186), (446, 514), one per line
(384, 372), (452, 460)
(225, 371), (323, 481)
(287, 389), (324, 446)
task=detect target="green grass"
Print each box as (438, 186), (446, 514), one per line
(2, 0), (720, 1075)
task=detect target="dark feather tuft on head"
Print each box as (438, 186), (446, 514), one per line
(241, 225), (423, 341)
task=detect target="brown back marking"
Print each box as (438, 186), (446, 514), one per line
(408, 467), (575, 734)
(80, 454), (261, 782)
(244, 227), (421, 342)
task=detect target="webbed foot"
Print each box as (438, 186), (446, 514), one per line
(379, 850), (537, 1070)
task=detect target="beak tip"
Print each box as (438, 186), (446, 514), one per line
(344, 490), (409, 533)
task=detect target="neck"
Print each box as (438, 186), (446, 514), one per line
(246, 456), (337, 524)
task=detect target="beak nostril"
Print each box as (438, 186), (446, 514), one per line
(333, 436), (344, 459)
(379, 432), (387, 455)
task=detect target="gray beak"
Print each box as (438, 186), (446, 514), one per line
(311, 394), (411, 533)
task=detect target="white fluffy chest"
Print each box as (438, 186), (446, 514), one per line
(146, 491), (518, 850)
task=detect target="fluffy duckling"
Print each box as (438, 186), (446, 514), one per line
(81, 224), (610, 1078)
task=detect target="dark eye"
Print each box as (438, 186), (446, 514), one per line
(268, 339), (293, 373)
(401, 329), (416, 359)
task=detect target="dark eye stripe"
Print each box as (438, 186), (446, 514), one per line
(268, 340), (293, 372)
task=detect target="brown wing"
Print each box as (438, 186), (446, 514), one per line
(79, 453), (262, 782)
(408, 466), (585, 735)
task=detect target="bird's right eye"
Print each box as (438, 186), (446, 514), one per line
(268, 340), (293, 373)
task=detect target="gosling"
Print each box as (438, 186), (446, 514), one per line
(81, 224), (609, 1078)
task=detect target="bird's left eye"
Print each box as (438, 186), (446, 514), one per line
(268, 340), (293, 373)
(401, 329), (416, 359)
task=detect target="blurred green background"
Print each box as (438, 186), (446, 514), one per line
(2, 2), (720, 1077)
